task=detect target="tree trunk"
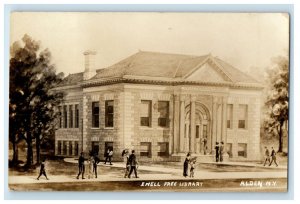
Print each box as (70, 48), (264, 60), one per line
(36, 134), (41, 164)
(278, 121), (283, 153)
(12, 141), (18, 164)
(26, 131), (33, 167)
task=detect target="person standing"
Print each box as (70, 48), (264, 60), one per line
(190, 159), (196, 178)
(122, 149), (130, 178)
(219, 141), (224, 162)
(269, 147), (279, 167)
(104, 148), (110, 164)
(203, 137), (208, 155)
(76, 152), (85, 179)
(87, 156), (94, 179)
(128, 150), (139, 178)
(183, 153), (190, 177)
(263, 146), (271, 166)
(215, 142), (220, 162)
(93, 154), (100, 178)
(37, 159), (49, 180)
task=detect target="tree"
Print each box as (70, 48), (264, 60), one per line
(10, 34), (64, 167)
(264, 56), (289, 153)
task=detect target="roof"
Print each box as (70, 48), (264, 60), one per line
(59, 72), (83, 86)
(60, 51), (261, 88)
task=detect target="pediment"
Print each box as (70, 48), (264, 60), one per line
(185, 61), (230, 83)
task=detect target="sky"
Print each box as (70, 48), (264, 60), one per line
(10, 12), (289, 77)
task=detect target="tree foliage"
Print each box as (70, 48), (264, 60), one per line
(264, 56), (289, 152)
(9, 34), (64, 166)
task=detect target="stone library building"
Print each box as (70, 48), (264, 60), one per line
(54, 50), (263, 162)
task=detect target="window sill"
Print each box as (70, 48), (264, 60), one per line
(157, 126), (170, 130)
(104, 127), (114, 130)
(140, 127), (153, 130)
(91, 127), (100, 130)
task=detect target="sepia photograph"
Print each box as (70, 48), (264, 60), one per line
(8, 12), (289, 192)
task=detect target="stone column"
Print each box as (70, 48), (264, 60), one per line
(221, 97), (228, 146)
(173, 95), (180, 153)
(179, 95), (185, 153)
(190, 95), (196, 153)
(212, 97), (218, 152)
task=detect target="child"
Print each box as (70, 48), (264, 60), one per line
(190, 159), (196, 178)
(37, 159), (49, 180)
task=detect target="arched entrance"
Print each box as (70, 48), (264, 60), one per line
(184, 102), (211, 154)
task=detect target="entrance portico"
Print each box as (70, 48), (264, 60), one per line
(172, 94), (228, 160)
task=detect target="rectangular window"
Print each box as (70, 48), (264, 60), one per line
(196, 125), (200, 138)
(92, 142), (100, 156)
(105, 100), (114, 127)
(69, 105), (73, 128)
(140, 100), (152, 127)
(158, 101), (169, 127)
(63, 105), (67, 128)
(227, 104), (233, 129)
(92, 102), (100, 128)
(203, 125), (207, 138)
(58, 106), (62, 128)
(57, 141), (61, 155)
(63, 141), (67, 155)
(140, 142), (152, 157)
(157, 142), (169, 157)
(238, 143), (247, 158)
(74, 141), (79, 156)
(69, 141), (73, 156)
(75, 104), (79, 128)
(238, 104), (248, 129)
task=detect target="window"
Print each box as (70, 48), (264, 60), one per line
(158, 142), (169, 157)
(105, 100), (114, 127)
(69, 141), (73, 155)
(75, 104), (79, 128)
(140, 100), (152, 127)
(63, 141), (67, 155)
(69, 105), (73, 128)
(203, 125), (207, 138)
(158, 101), (169, 127)
(238, 105), (248, 129)
(92, 142), (100, 156)
(196, 125), (200, 138)
(227, 104), (233, 129)
(75, 141), (79, 156)
(63, 105), (67, 128)
(58, 106), (62, 128)
(140, 142), (152, 157)
(238, 143), (247, 158)
(57, 141), (62, 155)
(92, 102), (100, 128)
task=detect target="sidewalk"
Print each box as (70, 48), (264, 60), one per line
(9, 158), (287, 184)
(64, 158), (287, 171)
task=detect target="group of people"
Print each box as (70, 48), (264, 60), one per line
(263, 146), (279, 167)
(183, 153), (197, 178)
(35, 145), (280, 180)
(214, 141), (224, 162)
(122, 149), (139, 178)
(76, 152), (101, 179)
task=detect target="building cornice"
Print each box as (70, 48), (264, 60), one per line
(80, 77), (264, 90)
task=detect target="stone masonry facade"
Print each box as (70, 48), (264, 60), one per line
(54, 51), (263, 162)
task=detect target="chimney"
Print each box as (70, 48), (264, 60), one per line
(83, 50), (97, 80)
